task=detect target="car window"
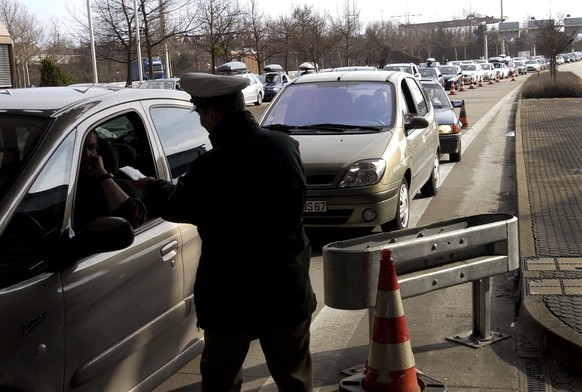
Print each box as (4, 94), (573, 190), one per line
(0, 116), (49, 198)
(0, 132), (74, 289)
(151, 106), (211, 181)
(74, 112), (156, 230)
(403, 78), (429, 117)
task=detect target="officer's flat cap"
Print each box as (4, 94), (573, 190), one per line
(180, 72), (249, 104)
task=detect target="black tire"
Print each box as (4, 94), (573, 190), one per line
(381, 179), (410, 232)
(450, 140), (462, 162)
(421, 152), (440, 197)
(254, 92), (263, 106)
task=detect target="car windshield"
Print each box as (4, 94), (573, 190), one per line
(139, 80), (179, 90)
(461, 65), (476, 71)
(384, 65), (411, 73)
(422, 84), (451, 109)
(265, 73), (281, 83)
(419, 69), (437, 77)
(261, 82), (396, 130)
(439, 66), (457, 74)
(0, 115), (50, 198)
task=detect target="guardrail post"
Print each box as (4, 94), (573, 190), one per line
(446, 277), (510, 348)
(473, 278), (492, 341)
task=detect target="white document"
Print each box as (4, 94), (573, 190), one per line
(118, 166), (147, 180)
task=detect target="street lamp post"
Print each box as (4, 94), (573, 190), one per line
(134, 0), (143, 83)
(86, 0), (98, 83)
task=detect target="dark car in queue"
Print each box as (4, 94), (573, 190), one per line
(438, 65), (463, 90)
(260, 69), (292, 102)
(420, 79), (463, 162)
(0, 86), (209, 391)
(419, 67), (445, 88)
(259, 70), (440, 233)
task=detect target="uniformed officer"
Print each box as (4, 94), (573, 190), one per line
(135, 72), (316, 392)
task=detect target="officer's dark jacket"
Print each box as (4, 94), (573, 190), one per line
(147, 110), (316, 333)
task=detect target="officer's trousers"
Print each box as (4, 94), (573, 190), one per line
(200, 316), (313, 392)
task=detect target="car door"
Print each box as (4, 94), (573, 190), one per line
(146, 103), (210, 353)
(59, 103), (195, 392)
(401, 77), (436, 194)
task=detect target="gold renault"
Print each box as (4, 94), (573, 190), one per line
(0, 86), (209, 391)
(260, 70), (440, 232)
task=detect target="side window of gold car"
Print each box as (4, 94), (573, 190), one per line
(0, 132), (75, 289)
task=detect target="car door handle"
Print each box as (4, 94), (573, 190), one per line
(161, 240), (179, 267)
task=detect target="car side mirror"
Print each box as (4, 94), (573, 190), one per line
(405, 116), (430, 131)
(49, 216), (135, 271)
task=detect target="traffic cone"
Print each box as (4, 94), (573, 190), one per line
(495, 74), (500, 83)
(459, 100), (468, 128)
(511, 71), (516, 81)
(469, 78), (475, 89)
(458, 78), (465, 92)
(488, 75), (494, 85)
(449, 82), (456, 95)
(363, 249), (420, 392)
(478, 77), (483, 87)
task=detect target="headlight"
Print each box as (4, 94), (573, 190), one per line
(339, 159), (386, 188)
(438, 123), (460, 134)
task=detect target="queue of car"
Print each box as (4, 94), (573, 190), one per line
(1, 52), (548, 390)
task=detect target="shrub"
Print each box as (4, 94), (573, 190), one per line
(39, 58), (77, 87)
(521, 71), (582, 98)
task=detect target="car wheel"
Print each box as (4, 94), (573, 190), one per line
(421, 152), (440, 197)
(381, 179), (410, 232)
(450, 140), (462, 162)
(254, 92), (263, 106)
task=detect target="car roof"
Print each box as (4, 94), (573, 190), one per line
(289, 70), (406, 84)
(0, 86), (191, 116)
(329, 66), (379, 72)
(141, 78), (180, 82)
(385, 63), (415, 66)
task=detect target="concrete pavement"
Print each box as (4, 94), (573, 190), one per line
(516, 96), (582, 373)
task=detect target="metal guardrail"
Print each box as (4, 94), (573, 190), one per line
(322, 213), (519, 347)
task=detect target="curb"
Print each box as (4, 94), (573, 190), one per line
(515, 97), (582, 373)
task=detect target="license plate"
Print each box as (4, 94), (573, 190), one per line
(304, 201), (327, 212)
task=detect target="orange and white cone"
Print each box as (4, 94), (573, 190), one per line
(458, 78), (465, 92)
(363, 249), (420, 392)
(449, 82), (456, 95)
(459, 99), (468, 128)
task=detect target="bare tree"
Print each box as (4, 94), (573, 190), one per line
(362, 20), (402, 68)
(533, 17), (576, 79)
(239, 0), (276, 71)
(0, 0), (43, 87)
(289, 5), (335, 70)
(193, 0), (243, 73)
(269, 14), (297, 72)
(332, 0), (362, 66)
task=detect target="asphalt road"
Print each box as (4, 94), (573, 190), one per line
(155, 65), (582, 392)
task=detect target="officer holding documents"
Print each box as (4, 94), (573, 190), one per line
(135, 72), (316, 392)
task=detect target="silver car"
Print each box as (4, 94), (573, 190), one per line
(0, 86), (208, 391)
(259, 70), (440, 232)
(237, 73), (264, 106)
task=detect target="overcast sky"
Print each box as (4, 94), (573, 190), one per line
(23, 0), (582, 30)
